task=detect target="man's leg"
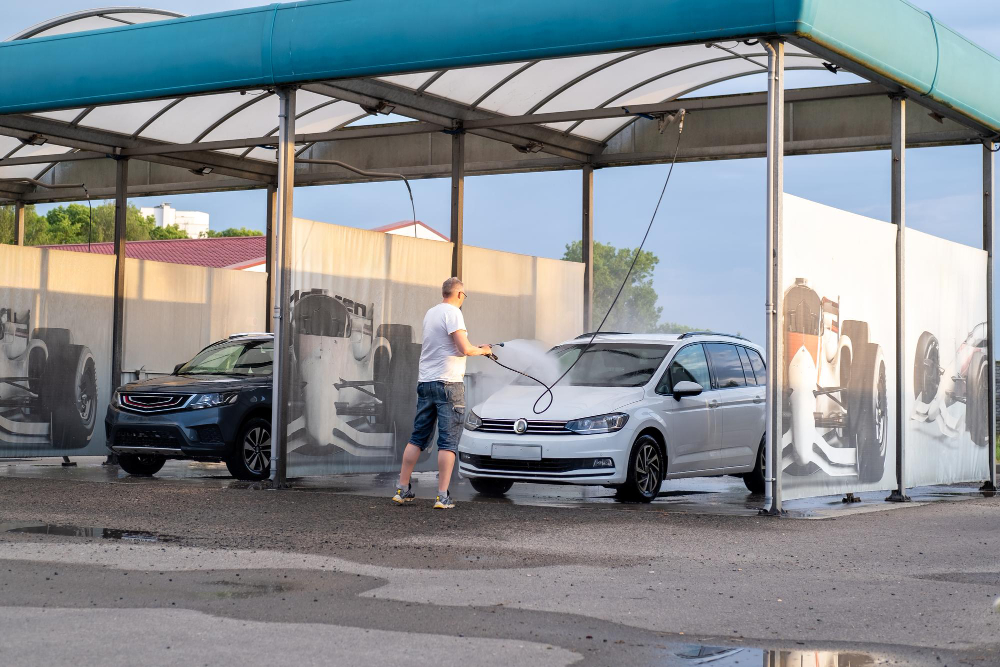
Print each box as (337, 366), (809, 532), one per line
(398, 443), (422, 488)
(394, 382), (434, 503)
(438, 450), (456, 494)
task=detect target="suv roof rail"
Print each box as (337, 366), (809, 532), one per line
(574, 331), (631, 339)
(677, 331), (750, 341)
(229, 332), (273, 339)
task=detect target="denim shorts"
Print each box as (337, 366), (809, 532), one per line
(409, 381), (465, 453)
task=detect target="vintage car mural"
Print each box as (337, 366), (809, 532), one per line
(782, 279), (888, 483)
(289, 289), (424, 465)
(911, 322), (990, 447)
(0, 308), (98, 450)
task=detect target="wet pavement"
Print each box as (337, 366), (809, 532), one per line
(0, 456), (989, 519)
(1, 457), (997, 666)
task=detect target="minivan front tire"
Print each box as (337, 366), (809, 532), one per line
(615, 434), (663, 503)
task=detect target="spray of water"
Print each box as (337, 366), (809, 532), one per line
(465, 339), (561, 410)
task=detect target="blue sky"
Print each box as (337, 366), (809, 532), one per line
(8, 0), (1000, 344)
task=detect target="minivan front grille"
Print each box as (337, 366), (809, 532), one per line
(119, 393), (190, 413)
(478, 419), (571, 435)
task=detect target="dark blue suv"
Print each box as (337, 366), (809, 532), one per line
(105, 334), (273, 480)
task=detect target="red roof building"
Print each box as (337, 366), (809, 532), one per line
(35, 236), (267, 271)
(372, 220), (449, 241)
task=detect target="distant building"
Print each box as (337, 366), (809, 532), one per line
(372, 220), (449, 241)
(139, 203), (210, 239)
(36, 237), (266, 271)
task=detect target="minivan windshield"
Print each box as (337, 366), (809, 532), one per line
(515, 343), (672, 388)
(177, 339), (274, 376)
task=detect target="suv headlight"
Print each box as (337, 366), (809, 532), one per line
(565, 413), (629, 435)
(188, 392), (239, 410)
(111, 390), (121, 407)
(465, 410), (483, 431)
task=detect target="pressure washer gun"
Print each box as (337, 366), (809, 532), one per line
(485, 342), (504, 361)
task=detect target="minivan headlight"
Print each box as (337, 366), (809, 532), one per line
(465, 410), (483, 431)
(188, 392), (239, 410)
(565, 413), (629, 435)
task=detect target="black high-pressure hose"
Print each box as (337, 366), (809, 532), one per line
(486, 110), (687, 414)
(295, 158), (417, 237)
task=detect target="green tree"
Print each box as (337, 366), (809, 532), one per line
(1, 204), (43, 245)
(202, 227), (263, 238)
(563, 240), (701, 333)
(149, 224), (190, 240)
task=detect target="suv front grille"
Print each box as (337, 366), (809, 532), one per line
(120, 393), (190, 413)
(114, 426), (182, 448)
(478, 419), (570, 435)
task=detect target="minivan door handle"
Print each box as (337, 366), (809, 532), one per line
(753, 395), (764, 404)
(709, 400), (720, 408)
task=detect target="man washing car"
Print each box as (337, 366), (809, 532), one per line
(393, 277), (491, 509)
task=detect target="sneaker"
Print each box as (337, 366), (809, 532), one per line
(392, 483), (415, 504)
(433, 492), (455, 509)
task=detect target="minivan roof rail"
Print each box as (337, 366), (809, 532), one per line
(574, 331), (630, 339)
(677, 331), (750, 341)
(229, 332), (273, 339)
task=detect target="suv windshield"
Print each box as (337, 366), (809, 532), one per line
(516, 343), (672, 388)
(177, 339), (274, 376)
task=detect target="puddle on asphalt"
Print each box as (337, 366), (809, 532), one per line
(663, 644), (882, 665)
(203, 581), (289, 600)
(3, 523), (177, 543)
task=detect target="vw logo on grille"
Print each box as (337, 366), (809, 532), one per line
(513, 418), (528, 435)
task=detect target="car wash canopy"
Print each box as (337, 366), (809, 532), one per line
(1, 0), (997, 504)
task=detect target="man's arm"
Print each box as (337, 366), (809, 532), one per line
(451, 329), (491, 357)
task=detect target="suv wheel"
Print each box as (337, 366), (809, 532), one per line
(118, 453), (165, 476)
(616, 434), (663, 503)
(226, 418), (271, 481)
(469, 478), (514, 497)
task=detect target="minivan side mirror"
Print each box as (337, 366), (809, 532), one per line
(672, 381), (704, 399)
(173, 363), (184, 375)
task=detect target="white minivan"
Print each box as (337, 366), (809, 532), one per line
(459, 333), (767, 502)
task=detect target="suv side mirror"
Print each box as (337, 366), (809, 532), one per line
(672, 381), (704, 399)
(173, 363), (184, 375)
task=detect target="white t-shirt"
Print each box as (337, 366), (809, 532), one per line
(418, 303), (467, 383)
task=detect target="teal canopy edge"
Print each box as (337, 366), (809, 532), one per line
(0, 0), (998, 135)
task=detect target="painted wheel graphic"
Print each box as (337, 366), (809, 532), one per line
(913, 331), (941, 402)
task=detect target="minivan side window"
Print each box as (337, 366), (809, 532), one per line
(705, 343), (746, 389)
(656, 344), (710, 394)
(736, 345), (756, 386)
(747, 348), (767, 385)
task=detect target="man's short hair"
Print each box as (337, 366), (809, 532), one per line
(442, 277), (463, 298)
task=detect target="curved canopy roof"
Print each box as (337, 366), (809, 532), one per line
(1, 6), (829, 181)
(0, 0), (996, 200)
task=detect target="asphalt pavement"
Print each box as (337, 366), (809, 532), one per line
(0, 458), (997, 666)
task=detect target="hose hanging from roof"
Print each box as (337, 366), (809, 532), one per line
(496, 110), (687, 415)
(295, 158), (417, 238)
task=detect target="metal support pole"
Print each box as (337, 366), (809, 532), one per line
(887, 96), (911, 502)
(582, 164), (595, 332)
(269, 87), (296, 488)
(265, 184), (277, 334)
(984, 144), (997, 492)
(14, 201), (25, 246)
(450, 130), (465, 279)
(762, 39), (785, 516)
(110, 158), (129, 395)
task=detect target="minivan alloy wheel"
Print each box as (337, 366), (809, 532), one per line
(635, 441), (661, 496)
